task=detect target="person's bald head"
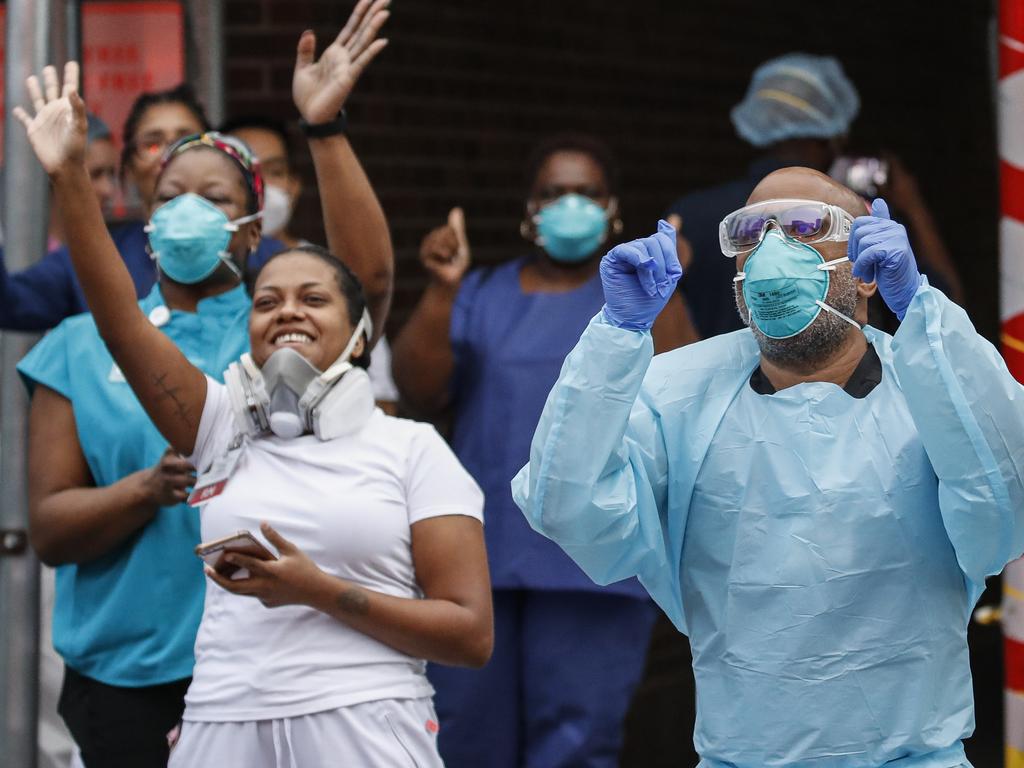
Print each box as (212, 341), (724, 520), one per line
(747, 166), (867, 219)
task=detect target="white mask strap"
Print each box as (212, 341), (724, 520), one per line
(219, 212), (262, 278)
(815, 300), (861, 329)
(224, 211), (263, 233)
(817, 255), (850, 271)
(733, 271), (746, 283)
(217, 251), (243, 280)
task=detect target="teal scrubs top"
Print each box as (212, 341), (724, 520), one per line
(18, 283), (250, 687)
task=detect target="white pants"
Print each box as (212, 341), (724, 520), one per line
(168, 697), (443, 767)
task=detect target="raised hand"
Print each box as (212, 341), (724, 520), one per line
(12, 62), (87, 176)
(848, 198), (922, 321)
(419, 207), (471, 287)
(292, 0), (390, 125)
(600, 219), (682, 331)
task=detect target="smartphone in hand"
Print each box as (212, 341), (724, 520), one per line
(195, 530), (276, 580)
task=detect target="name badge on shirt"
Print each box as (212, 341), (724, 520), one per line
(188, 440), (244, 507)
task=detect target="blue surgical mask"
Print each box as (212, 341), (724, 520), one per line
(145, 193), (260, 284)
(736, 228), (858, 339)
(535, 193), (608, 263)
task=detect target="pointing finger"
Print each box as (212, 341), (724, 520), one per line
(870, 198), (891, 220)
(448, 207), (469, 256)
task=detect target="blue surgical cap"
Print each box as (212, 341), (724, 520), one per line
(731, 53), (860, 148)
(86, 113), (112, 145)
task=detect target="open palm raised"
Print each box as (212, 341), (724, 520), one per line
(292, 0), (391, 124)
(12, 62), (88, 176)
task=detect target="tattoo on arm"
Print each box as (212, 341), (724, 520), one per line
(152, 371), (194, 427)
(336, 585), (370, 616)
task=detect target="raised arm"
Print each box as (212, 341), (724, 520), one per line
(391, 208), (471, 415)
(291, 0), (393, 344)
(15, 63), (206, 453)
(893, 284), (1024, 590)
(851, 199), (1024, 590)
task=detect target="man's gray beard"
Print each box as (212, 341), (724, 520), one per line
(735, 269), (860, 373)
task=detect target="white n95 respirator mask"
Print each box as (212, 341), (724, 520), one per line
(224, 311), (375, 441)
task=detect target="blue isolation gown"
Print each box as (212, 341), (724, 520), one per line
(512, 283), (1024, 768)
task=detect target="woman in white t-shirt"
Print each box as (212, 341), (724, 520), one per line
(18, 46), (493, 767)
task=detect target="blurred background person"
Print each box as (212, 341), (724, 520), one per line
(667, 53), (963, 339)
(392, 133), (697, 768)
(221, 115), (304, 250)
(0, 84), (284, 332)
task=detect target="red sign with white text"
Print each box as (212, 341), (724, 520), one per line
(0, 2), (185, 152)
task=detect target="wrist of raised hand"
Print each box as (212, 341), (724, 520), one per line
(601, 305), (654, 332)
(48, 159), (89, 185)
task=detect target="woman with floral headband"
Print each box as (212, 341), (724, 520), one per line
(16, 3), (396, 764)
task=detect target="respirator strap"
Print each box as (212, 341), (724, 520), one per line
(815, 300), (861, 330)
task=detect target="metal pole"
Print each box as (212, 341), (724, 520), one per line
(1000, 0), (1024, 764)
(0, 0), (52, 765)
(187, 0), (225, 126)
(207, 0), (225, 127)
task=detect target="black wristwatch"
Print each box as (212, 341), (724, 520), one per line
(298, 110), (348, 138)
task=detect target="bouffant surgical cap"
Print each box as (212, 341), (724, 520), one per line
(730, 53), (860, 148)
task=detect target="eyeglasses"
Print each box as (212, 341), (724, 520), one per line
(718, 198), (854, 258)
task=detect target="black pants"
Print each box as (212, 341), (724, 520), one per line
(58, 665), (190, 768)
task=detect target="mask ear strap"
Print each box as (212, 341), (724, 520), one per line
(218, 213), (260, 280)
(216, 254), (243, 280)
(225, 211), (263, 231)
(817, 256), (850, 271)
(815, 300), (861, 329)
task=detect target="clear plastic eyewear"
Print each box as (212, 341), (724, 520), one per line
(719, 198), (855, 258)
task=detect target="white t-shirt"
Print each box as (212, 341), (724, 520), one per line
(368, 335), (400, 403)
(183, 377), (484, 722)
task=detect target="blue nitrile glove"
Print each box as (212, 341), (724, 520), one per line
(600, 219), (683, 331)
(847, 198), (922, 321)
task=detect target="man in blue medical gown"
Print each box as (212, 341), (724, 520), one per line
(513, 167), (1024, 768)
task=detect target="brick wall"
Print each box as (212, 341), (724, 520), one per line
(225, 0), (1000, 339)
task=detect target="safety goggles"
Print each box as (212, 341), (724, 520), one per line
(718, 198), (855, 258)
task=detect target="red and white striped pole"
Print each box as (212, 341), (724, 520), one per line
(1000, 2), (1024, 765)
